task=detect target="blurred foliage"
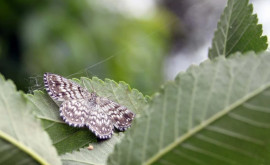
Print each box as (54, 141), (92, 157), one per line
(0, 0), (47, 91)
(0, 0), (172, 94)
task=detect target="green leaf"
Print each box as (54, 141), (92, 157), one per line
(208, 0), (268, 59)
(0, 74), (61, 165)
(27, 77), (147, 163)
(108, 51), (270, 165)
(61, 134), (123, 165)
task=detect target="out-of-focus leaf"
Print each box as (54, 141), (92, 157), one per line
(108, 51), (270, 165)
(22, 0), (171, 94)
(208, 0), (267, 59)
(0, 74), (61, 165)
(27, 76), (147, 164)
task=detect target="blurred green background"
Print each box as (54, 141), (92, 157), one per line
(1, 0), (269, 95)
(0, 0), (173, 95)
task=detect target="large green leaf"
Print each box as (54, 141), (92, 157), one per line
(208, 0), (268, 59)
(27, 77), (147, 164)
(0, 74), (61, 165)
(108, 51), (270, 165)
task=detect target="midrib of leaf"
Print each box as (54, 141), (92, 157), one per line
(144, 82), (270, 165)
(0, 130), (50, 165)
(226, 15), (247, 55)
(221, 0), (233, 56)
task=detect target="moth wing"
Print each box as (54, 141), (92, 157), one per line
(97, 97), (135, 131)
(86, 104), (114, 139)
(44, 73), (90, 101)
(60, 99), (90, 127)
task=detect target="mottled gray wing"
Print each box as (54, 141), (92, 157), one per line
(60, 98), (114, 139)
(96, 97), (135, 131)
(86, 107), (114, 139)
(60, 99), (90, 127)
(44, 73), (90, 101)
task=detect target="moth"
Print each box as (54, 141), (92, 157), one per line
(44, 73), (135, 139)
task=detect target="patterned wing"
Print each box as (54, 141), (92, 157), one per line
(60, 99), (90, 127)
(96, 97), (135, 131)
(60, 98), (114, 139)
(44, 73), (90, 101)
(86, 107), (114, 139)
